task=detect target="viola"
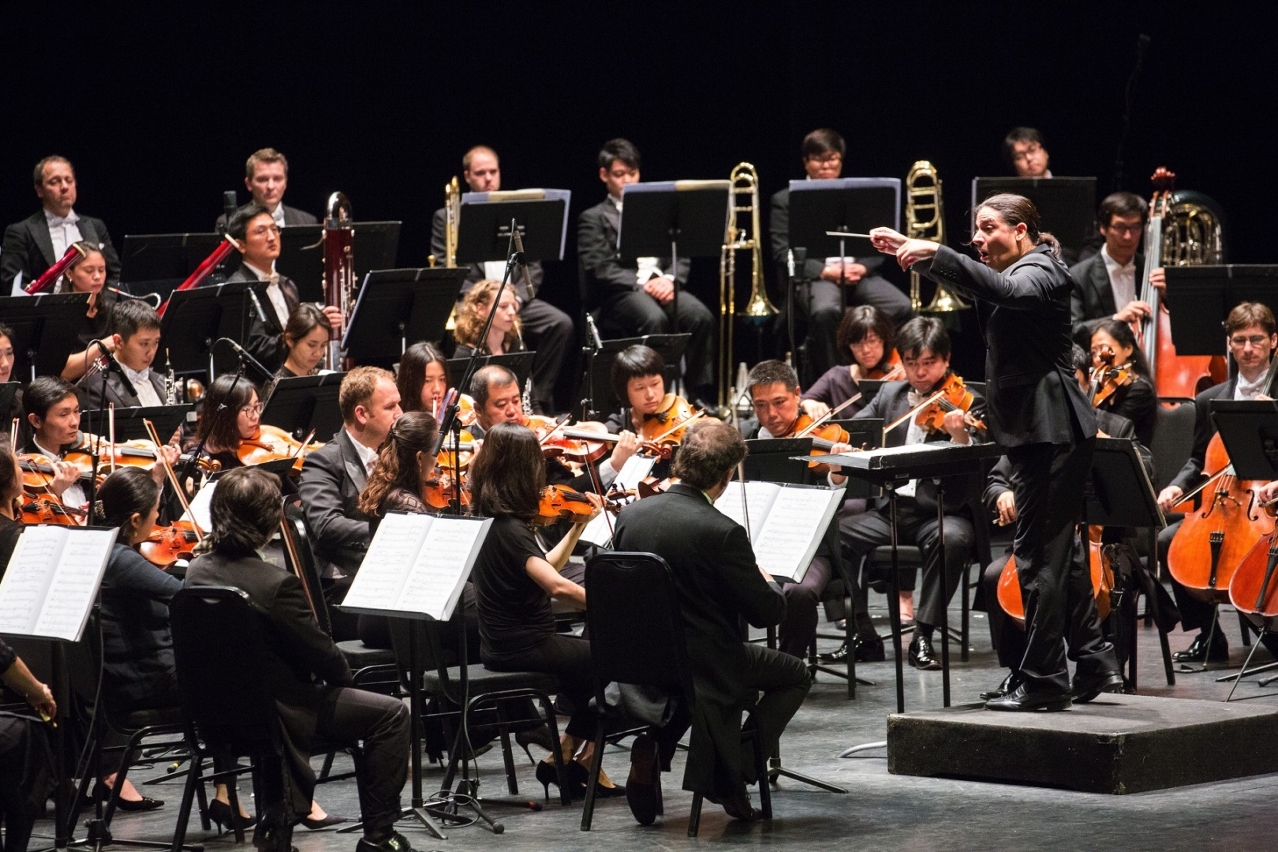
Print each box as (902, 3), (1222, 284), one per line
(997, 526), (1113, 626)
(140, 520), (201, 568)
(862, 351), (906, 382)
(17, 452), (97, 493)
(913, 373), (986, 435)
(789, 413), (852, 471)
(1088, 345), (1135, 409)
(533, 484), (599, 526)
(423, 467), (471, 511)
(636, 394), (702, 448)
(237, 424), (323, 472)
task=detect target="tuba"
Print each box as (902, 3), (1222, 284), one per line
(323, 192), (355, 370)
(718, 163), (777, 408)
(1162, 189), (1224, 266)
(905, 161), (968, 313)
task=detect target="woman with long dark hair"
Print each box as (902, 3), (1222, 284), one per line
(1088, 318), (1155, 447)
(186, 374), (260, 471)
(277, 303), (331, 380)
(57, 241), (117, 382)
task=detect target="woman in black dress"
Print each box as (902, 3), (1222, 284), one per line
(1088, 318), (1156, 448)
(275, 303), (331, 381)
(56, 241), (117, 382)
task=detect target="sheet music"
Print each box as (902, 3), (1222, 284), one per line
(341, 512), (430, 612)
(752, 486), (845, 583)
(578, 454), (656, 548)
(714, 480), (780, 541)
(398, 517), (489, 620)
(0, 527), (62, 635)
(181, 478), (217, 533)
(0, 525), (117, 641)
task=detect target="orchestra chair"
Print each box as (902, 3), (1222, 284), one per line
(386, 614), (570, 807)
(169, 586), (358, 851)
(580, 551), (771, 836)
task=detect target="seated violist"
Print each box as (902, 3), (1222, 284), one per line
(1087, 319), (1156, 448)
(800, 305), (902, 421)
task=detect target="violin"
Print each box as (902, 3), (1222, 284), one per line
(861, 351), (906, 382)
(533, 484), (599, 526)
(912, 373), (986, 435)
(423, 467), (471, 510)
(20, 495), (84, 526)
(636, 394), (702, 448)
(1088, 345), (1135, 408)
(789, 413), (852, 471)
(237, 424), (323, 472)
(997, 526), (1114, 625)
(435, 429), (478, 472)
(17, 452), (97, 493)
(140, 520), (201, 568)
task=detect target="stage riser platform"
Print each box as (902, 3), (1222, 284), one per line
(887, 694), (1278, 794)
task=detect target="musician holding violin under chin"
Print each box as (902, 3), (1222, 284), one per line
(74, 299), (173, 411)
(604, 345), (685, 478)
(799, 305), (904, 422)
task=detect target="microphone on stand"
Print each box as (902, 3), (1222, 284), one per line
(222, 191), (238, 234)
(217, 337), (273, 381)
(586, 314), (603, 351)
(246, 286), (269, 324)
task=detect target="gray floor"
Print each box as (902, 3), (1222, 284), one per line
(49, 595), (1278, 852)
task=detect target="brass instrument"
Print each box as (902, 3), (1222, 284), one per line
(905, 161), (968, 313)
(1162, 189), (1224, 266)
(718, 163), (777, 408)
(430, 177), (462, 331)
(323, 192), (355, 370)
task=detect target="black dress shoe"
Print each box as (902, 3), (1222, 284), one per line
(818, 635), (886, 664)
(356, 831), (415, 852)
(626, 734), (661, 826)
(706, 788), (760, 822)
(1173, 632), (1229, 663)
(980, 672), (1021, 701)
(907, 636), (941, 671)
(985, 683), (1072, 712)
(1071, 670), (1125, 703)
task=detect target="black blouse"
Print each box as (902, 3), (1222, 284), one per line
(470, 515), (552, 662)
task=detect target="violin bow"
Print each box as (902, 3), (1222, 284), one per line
(882, 386), (949, 443)
(650, 408), (706, 444)
(9, 418), (16, 452)
(143, 418), (204, 540)
(795, 393), (862, 438)
(278, 502), (319, 621)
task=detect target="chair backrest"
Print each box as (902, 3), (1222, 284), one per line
(1150, 400), (1196, 493)
(169, 586), (279, 748)
(584, 551), (696, 704)
(282, 504), (332, 636)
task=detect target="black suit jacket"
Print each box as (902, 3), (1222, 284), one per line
(297, 428), (371, 577)
(74, 366), (167, 411)
(1068, 251), (1144, 345)
(1170, 378), (1235, 494)
(577, 198), (689, 308)
(612, 483), (786, 797)
(1, 210), (120, 291)
(429, 207), (542, 302)
(853, 378), (987, 514)
(214, 203), (318, 232)
(225, 264), (300, 373)
(767, 186), (884, 284)
(924, 244), (1097, 448)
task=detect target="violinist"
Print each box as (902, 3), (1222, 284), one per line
(602, 344), (675, 476)
(800, 305), (903, 421)
(396, 342), (450, 416)
(1088, 319), (1156, 448)
(452, 279), (524, 359)
(744, 360), (872, 662)
(23, 376), (89, 511)
(1156, 302), (1277, 664)
(870, 193), (1119, 711)
(74, 299), (169, 410)
(276, 303), (332, 380)
(840, 318), (984, 671)
(185, 374), (263, 472)
(0, 444), (23, 572)
(56, 240), (117, 382)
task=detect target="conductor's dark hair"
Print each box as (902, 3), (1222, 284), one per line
(195, 374), (257, 450)
(470, 365), (517, 408)
(746, 359), (800, 395)
(671, 420), (747, 491)
(1002, 127), (1045, 167)
(598, 138), (641, 171)
(896, 316), (951, 361)
(837, 305), (897, 369)
(975, 193), (1061, 258)
(469, 421), (544, 522)
(1091, 319), (1151, 379)
(94, 467), (159, 537)
(204, 467), (282, 558)
(24, 376), (77, 422)
(1097, 192), (1149, 229)
(34, 155), (73, 187)
(1071, 344), (1092, 377)
(397, 342), (448, 414)
(110, 298), (161, 341)
(226, 203), (273, 243)
(1225, 302), (1278, 337)
(801, 128), (846, 159)
(610, 345), (665, 404)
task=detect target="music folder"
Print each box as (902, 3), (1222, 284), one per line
(713, 481), (846, 584)
(0, 525), (119, 642)
(457, 190), (572, 264)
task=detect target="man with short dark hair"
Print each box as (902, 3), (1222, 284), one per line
(578, 138), (716, 406)
(1004, 127), (1051, 178)
(612, 419), (810, 825)
(430, 146), (572, 414)
(215, 148), (317, 231)
(1069, 191), (1165, 344)
(75, 299), (168, 410)
(768, 129), (912, 383)
(3, 155), (120, 293)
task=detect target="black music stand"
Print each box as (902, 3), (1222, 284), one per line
(1163, 265), (1278, 356)
(830, 418), (884, 501)
(261, 374), (345, 442)
(79, 404), (192, 443)
(787, 179), (902, 376)
(0, 293), (92, 382)
(971, 177), (1096, 262)
(272, 222), (403, 304)
(119, 232), (232, 299)
(343, 268), (465, 369)
(159, 280), (269, 380)
(446, 354), (535, 398)
(581, 333), (690, 419)
(457, 190), (571, 267)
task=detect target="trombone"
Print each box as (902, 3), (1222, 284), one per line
(428, 177), (462, 331)
(718, 163), (778, 408)
(905, 160), (968, 313)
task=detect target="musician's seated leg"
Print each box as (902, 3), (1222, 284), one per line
(839, 507), (908, 646)
(777, 555), (832, 658)
(597, 290), (669, 338)
(671, 291), (716, 404)
(913, 513), (975, 638)
(1159, 517), (1228, 661)
(739, 642), (810, 781)
(797, 279), (843, 383)
(519, 299), (574, 414)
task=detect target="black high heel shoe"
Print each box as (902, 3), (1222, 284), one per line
(535, 759), (588, 801)
(95, 780), (164, 813)
(515, 724), (556, 765)
(207, 799), (256, 834)
(299, 813), (348, 830)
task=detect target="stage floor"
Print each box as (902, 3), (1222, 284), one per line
(58, 592), (1278, 852)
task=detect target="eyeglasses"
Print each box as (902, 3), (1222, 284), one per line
(249, 224), (281, 237)
(806, 153), (842, 165)
(240, 402), (265, 416)
(1229, 335), (1271, 349)
(1011, 143), (1043, 163)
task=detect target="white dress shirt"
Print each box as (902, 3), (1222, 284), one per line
(243, 260), (290, 326)
(45, 209), (83, 260)
(1101, 245), (1137, 311)
(122, 365), (164, 407)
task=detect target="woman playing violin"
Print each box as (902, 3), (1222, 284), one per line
(453, 279), (523, 359)
(57, 241), (118, 382)
(1088, 318), (1155, 448)
(602, 345), (674, 473)
(0, 444), (24, 571)
(0, 323), (22, 440)
(186, 374), (262, 471)
(801, 305), (903, 421)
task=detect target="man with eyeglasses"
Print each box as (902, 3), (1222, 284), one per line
(1155, 302), (1278, 664)
(1068, 191), (1166, 345)
(1003, 127), (1052, 178)
(224, 204), (342, 373)
(768, 128), (912, 383)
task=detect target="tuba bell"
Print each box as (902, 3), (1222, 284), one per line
(1162, 189), (1224, 266)
(905, 161), (968, 313)
(718, 163), (778, 408)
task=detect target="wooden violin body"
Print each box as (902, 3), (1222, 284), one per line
(237, 424), (323, 472)
(534, 484), (597, 526)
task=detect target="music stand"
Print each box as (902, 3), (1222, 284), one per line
(582, 333), (690, 419)
(446, 354), (535, 398)
(159, 281), (269, 379)
(971, 177), (1096, 262)
(0, 383), (17, 421)
(79, 404), (192, 443)
(261, 374), (345, 442)
(456, 190), (571, 266)
(831, 418), (885, 501)
(0, 293), (93, 382)
(119, 232), (233, 300)
(273, 222), (403, 304)
(342, 268), (465, 368)
(1163, 265), (1278, 356)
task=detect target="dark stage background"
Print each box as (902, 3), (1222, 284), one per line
(7, 2), (1276, 392)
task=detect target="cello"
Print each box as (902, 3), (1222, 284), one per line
(996, 526), (1114, 626)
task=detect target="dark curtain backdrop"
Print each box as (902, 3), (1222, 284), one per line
(6, 2), (1275, 384)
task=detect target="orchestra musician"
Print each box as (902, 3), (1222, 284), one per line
(430, 146), (573, 415)
(215, 148), (318, 230)
(452, 279), (524, 359)
(603, 344), (676, 477)
(612, 419), (811, 824)
(224, 204), (341, 375)
(744, 359), (868, 661)
(0, 444), (24, 570)
(0, 634), (57, 852)
(1004, 127), (1052, 178)
(185, 467), (414, 852)
(23, 376), (90, 512)
(840, 318), (984, 669)
(577, 138), (716, 407)
(74, 299), (169, 410)
(800, 305), (903, 421)
(276, 303), (332, 380)
(55, 241), (117, 382)
(1087, 319), (1156, 448)
(396, 342), (451, 417)
(2, 155), (120, 293)
(870, 193), (1121, 711)
(184, 374), (264, 472)
(1069, 191), (1166, 344)
(1155, 302), (1277, 663)
(0, 324), (22, 439)
(767, 129), (912, 382)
